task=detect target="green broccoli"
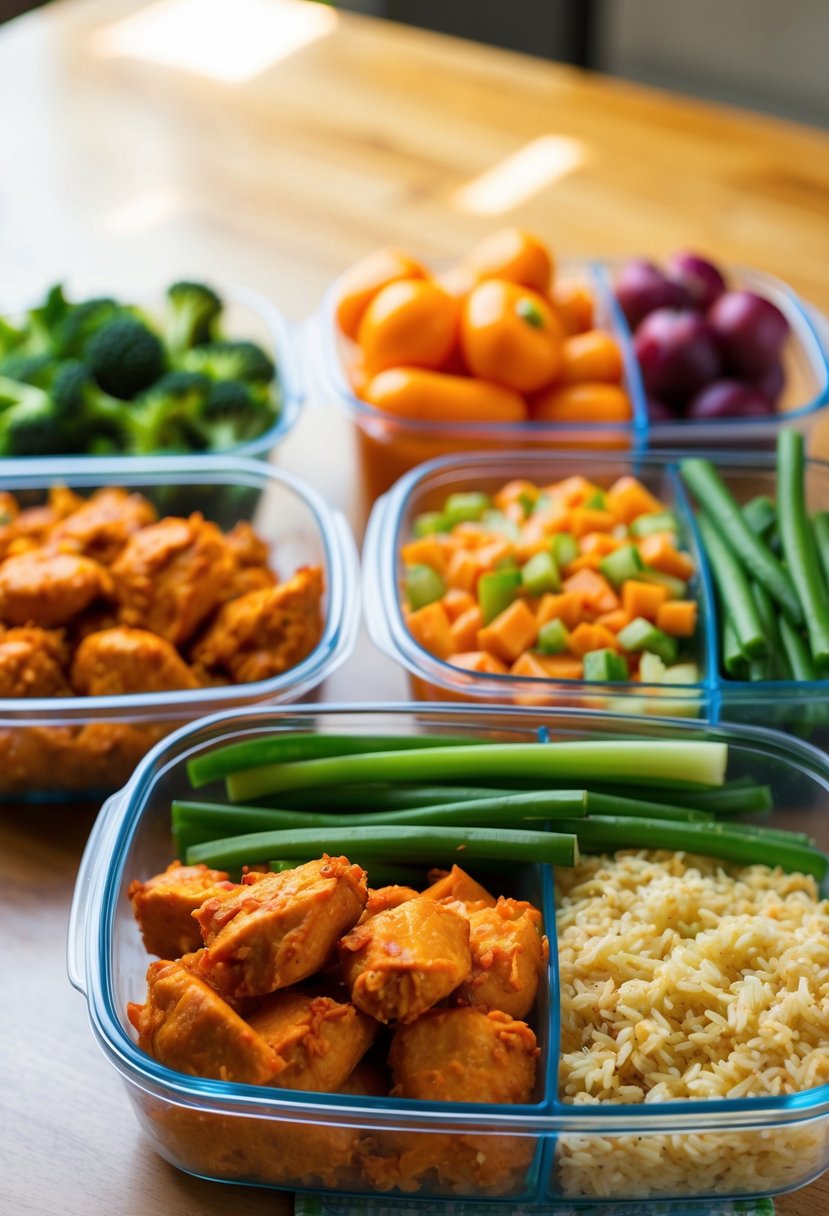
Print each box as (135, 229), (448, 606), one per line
(0, 353), (60, 389)
(50, 360), (128, 449)
(86, 317), (166, 399)
(52, 297), (124, 358)
(164, 281), (223, 358)
(0, 376), (66, 456)
(197, 378), (277, 450)
(25, 284), (73, 353)
(0, 316), (29, 360)
(126, 371), (211, 453)
(180, 339), (274, 385)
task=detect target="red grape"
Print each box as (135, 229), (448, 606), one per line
(750, 360), (785, 406)
(708, 290), (789, 375)
(616, 259), (688, 329)
(666, 252), (726, 311)
(634, 308), (722, 401)
(646, 396), (676, 422)
(686, 379), (775, 420)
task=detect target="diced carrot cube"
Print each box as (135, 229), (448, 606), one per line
(637, 535), (695, 582)
(476, 538), (514, 569)
(566, 553), (604, 573)
(445, 549), (480, 593)
(535, 653), (585, 679)
(656, 600), (698, 637)
(595, 608), (631, 633)
(493, 479), (539, 512)
(569, 507), (616, 538)
(451, 651), (509, 675)
(477, 599), (539, 664)
(537, 592), (584, 631)
(510, 652), (553, 679)
(450, 605), (485, 652)
(622, 579), (668, 621)
(407, 601), (454, 660)
(606, 476), (665, 525)
(401, 537), (447, 574)
(442, 588), (475, 621)
(563, 568), (619, 615)
(545, 475), (602, 508)
(580, 532), (622, 557)
(568, 622), (621, 657)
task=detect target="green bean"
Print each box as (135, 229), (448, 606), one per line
(186, 825), (580, 869)
(681, 458), (802, 623)
(777, 429), (829, 667)
(751, 581), (789, 681)
(723, 615), (750, 678)
(225, 741), (728, 803)
(813, 511), (829, 592)
(742, 495), (777, 540)
(585, 791), (712, 823)
(779, 616), (817, 682)
(696, 512), (766, 660)
(187, 733), (482, 789)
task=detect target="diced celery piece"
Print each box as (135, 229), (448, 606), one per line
(584, 490), (606, 509)
(551, 532), (578, 569)
(629, 510), (679, 538)
(537, 618), (569, 654)
(640, 566), (687, 600)
(442, 492), (492, 526)
(639, 651), (667, 684)
(405, 564), (446, 610)
(478, 569), (522, 624)
(599, 543), (643, 588)
(664, 662), (700, 685)
(482, 509), (520, 541)
(533, 492), (552, 515)
(583, 648), (629, 681)
(521, 550), (561, 596)
(617, 617), (679, 664)
(742, 495), (777, 540)
(413, 511), (449, 537)
(517, 490), (537, 518)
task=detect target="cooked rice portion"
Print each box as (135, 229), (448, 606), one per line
(554, 851), (829, 1198)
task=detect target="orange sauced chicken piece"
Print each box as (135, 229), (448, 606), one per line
(422, 864), (497, 910)
(47, 487), (158, 565)
(195, 857), (368, 1000)
(127, 861), (237, 959)
(0, 549), (113, 627)
(455, 897), (547, 1019)
(0, 626), (72, 697)
(71, 627), (202, 696)
(339, 897), (472, 1024)
(358, 884), (420, 924)
(248, 990), (376, 1092)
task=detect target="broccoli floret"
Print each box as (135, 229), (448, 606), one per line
(125, 371), (211, 454)
(0, 376), (65, 456)
(0, 316), (29, 359)
(180, 339), (275, 385)
(164, 281), (223, 358)
(0, 353), (60, 389)
(26, 284), (72, 353)
(52, 297), (124, 358)
(50, 360), (128, 450)
(197, 378), (277, 451)
(86, 317), (166, 399)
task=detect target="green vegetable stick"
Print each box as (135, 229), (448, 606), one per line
(776, 429), (829, 667)
(696, 511), (767, 661)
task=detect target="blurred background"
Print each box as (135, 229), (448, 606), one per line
(5, 0), (824, 128)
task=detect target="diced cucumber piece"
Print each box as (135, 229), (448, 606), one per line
(640, 566), (687, 600)
(639, 651), (667, 684)
(478, 569), (522, 624)
(517, 490), (537, 518)
(617, 616), (679, 664)
(413, 511), (449, 537)
(482, 509), (520, 541)
(599, 543), (644, 588)
(551, 532), (578, 569)
(583, 647), (629, 681)
(537, 618), (569, 654)
(629, 510), (679, 538)
(521, 550), (561, 596)
(533, 492), (552, 515)
(405, 564), (446, 610)
(442, 492), (492, 526)
(742, 495), (777, 540)
(664, 662), (700, 685)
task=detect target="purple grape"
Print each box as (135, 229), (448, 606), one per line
(686, 379), (775, 420)
(634, 308), (722, 401)
(616, 259), (688, 329)
(750, 359), (785, 406)
(646, 396), (676, 422)
(708, 290), (789, 375)
(666, 252), (726, 311)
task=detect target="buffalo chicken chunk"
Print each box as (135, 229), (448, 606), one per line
(127, 862), (237, 958)
(48, 487), (157, 565)
(71, 627), (201, 695)
(0, 627), (71, 697)
(0, 550), (112, 626)
(248, 991), (376, 1092)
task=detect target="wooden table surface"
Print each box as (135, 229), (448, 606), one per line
(2, 2), (829, 1213)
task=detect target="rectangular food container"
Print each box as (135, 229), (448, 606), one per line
(0, 456), (358, 800)
(312, 259), (828, 509)
(311, 261), (647, 511)
(363, 449), (829, 735)
(68, 703), (829, 1206)
(362, 450), (716, 719)
(0, 281), (304, 460)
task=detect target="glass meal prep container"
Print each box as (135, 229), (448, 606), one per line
(363, 449), (829, 736)
(0, 281), (304, 460)
(312, 259), (829, 508)
(0, 456), (358, 801)
(68, 703), (829, 1206)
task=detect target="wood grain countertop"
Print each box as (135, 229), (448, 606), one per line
(1, 2), (828, 1213)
